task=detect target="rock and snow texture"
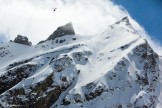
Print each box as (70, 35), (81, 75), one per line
(0, 18), (161, 108)
(38, 22), (75, 44)
(13, 35), (32, 46)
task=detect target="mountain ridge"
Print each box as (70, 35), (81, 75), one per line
(0, 17), (161, 108)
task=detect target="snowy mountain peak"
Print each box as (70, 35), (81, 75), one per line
(115, 16), (130, 25)
(47, 22), (75, 41)
(121, 16), (129, 23)
(38, 22), (75, 44)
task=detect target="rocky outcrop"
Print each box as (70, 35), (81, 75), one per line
(14, 35), (32, 46)
(47, 22), (75, 40)
(115, 16), (130, 25)
(37, 22), (75, 44)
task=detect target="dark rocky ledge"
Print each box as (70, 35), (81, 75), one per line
(14, 35), (32, 46)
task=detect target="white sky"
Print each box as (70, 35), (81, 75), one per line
(0, 0), (161, 54)
(0, 0), (134, 43)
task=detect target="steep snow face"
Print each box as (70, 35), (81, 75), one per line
(0, 18), (161, 108)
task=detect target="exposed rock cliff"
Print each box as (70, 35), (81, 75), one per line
(14, 35), (32, 46)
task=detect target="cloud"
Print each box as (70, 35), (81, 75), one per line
(0, 0), (161, 55)
(0, 0), (128, 44)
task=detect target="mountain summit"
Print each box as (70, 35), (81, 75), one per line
(47, 22), (75, 40)
(38, 22), (75, 44)
(0, 17), (161, 108)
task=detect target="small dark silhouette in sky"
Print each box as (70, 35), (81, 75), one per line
(53, 8), (57, 11)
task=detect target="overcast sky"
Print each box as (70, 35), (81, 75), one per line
(0, 0), (162, 54)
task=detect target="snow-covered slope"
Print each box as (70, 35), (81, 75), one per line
(0, 17), (161, 108)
